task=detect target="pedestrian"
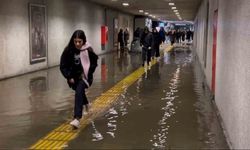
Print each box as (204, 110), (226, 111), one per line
(152, 27), (161, 60)
(60, 30), (98, 128)
(168, 30), (176, 46)
(175, 29), (181, 44)
(118, 28), (125, 53)
(140, 26), (153, 70)
(124, 28), (130, 48)
(133, 27), (141, 40)
(181, 30), (186, 45)
(186, 29), (192, 42)
(159, 27), (166, 44)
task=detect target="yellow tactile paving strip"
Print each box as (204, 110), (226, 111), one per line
(29, 45), (174, 150)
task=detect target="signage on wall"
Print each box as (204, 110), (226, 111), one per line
(29, 3), (47, 64)
(101, 26), (108, 50)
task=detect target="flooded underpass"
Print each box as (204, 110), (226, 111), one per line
(0, 46), (229, 149)
(68, 47), (229, 149)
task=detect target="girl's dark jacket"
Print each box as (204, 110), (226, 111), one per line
(60, 47), (98, 88)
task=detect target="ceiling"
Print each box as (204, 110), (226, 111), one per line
(87, 0), (203, 21)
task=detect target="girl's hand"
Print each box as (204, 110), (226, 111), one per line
(69, 78), (75, 84)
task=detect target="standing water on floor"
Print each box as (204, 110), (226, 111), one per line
(0, 48), (229, 149)
(67, 48), (229, 149)
(0, 52), (142, 149)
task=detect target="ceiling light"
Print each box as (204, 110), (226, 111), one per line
(173, 10), (178, 12)
(111, 0), (118, 1)
(169, 3), (175, 6)
(139, 10), (144, 13)
(172, 7), (176, 9)
(122, 3), (129, 6)
(145, 12), (149, 15)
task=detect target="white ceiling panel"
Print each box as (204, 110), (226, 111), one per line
(87, 0), (203, 21)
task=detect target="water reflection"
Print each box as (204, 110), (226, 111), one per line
(105, 108), (118, 138)
(29, 76), (48, 112)
(102, 87), (131, 139)
(192, 54), (226, 148)
(117, 52), (126, 72)
(91, 121), (103, 141)
(164, 48), (192, 66)
(136, 77), (143, 106)
(101, 58), (107, 83)
(150, 67), (181, 148)
(67, 47), (228, 149)
(29, 76), (47, 91)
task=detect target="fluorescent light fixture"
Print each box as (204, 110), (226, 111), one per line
(122, 2), (129, 6)
(173, 10), (178, 12)
(139, 10), (144, 13)
(153, 16), (156, 18)
(172, 7), (176, 9)
(169, 3), (175, 6)
(145, 12), (149, 15)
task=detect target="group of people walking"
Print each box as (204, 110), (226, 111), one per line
(118, 28), (130, 53)
(118, 26), (193, 71)
(140, 27), (164, 70)
(166, 29), (193, 45)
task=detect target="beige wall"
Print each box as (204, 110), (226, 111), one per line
(0, 0), (134, 79)
(194, 0), (250, 148)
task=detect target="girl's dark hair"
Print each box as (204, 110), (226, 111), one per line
(65, 30), (86, 51)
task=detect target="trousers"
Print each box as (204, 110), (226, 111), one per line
(74, 80), (88, 119)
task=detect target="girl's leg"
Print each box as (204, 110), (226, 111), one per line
(74, 80), (87, 119)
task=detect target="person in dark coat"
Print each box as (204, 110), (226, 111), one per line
(159, 27), (166, 44)
(175, 29), (181, 44)
(118, 29), (125, 52)
(186, 29), (192, 42)
(133, 27), (141, 40)
(152, 28), (161, 59)
(168, 30), (176, 45)
(60, 30), (98, 128)
(181, 30), (186, 44)
(140, 26), (153, 69)
(124, 28), (130, 48)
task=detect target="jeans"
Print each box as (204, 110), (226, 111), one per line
(74, 80), (88, 119)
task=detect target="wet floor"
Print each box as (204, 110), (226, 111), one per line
(0, 47), (229, 149)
